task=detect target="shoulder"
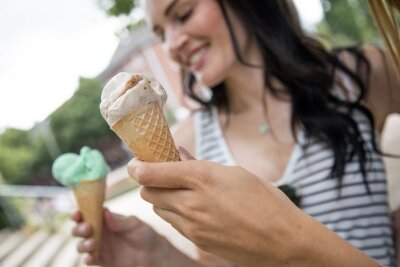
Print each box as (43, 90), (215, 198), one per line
(171, 112), (196, 156)
(334, 44), (393, 81)
(361, 45), (400, 129)
(360, 45), (399, 92)
(334, 45), (386, 82)
(336, 45), (400, 131)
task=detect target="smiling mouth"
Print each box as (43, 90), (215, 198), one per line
(188, 46), (209, 71)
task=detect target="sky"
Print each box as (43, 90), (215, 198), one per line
(0, 0), (323, 132)
(0, 0), (121, 132)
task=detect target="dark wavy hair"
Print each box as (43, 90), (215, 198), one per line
(182, 0), (381, 192)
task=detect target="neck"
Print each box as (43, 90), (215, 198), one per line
(224, 43), (266, 114)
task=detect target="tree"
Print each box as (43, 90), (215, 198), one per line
(50, 77), (115, 153)
(97, 0), (145, 36)
(318, 0), (381, 47)
(0, 129), (36, 184)
(0, 127), (55, 184)
(98, 0), (136, 16)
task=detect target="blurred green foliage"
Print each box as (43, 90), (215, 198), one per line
(0, 129), (36, 184)
(318, 0), (381, 47)
(97, 0), (144, 37)
(0, 78), (114, 185)
(98, 0), (136, 16)
(0, 197), (25, 230)
(50, 77), (114, 152)
(0, 204), (7, 230)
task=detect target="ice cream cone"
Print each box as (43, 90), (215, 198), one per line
(111, 101), (180, 162)
(73, 178), (106, 259)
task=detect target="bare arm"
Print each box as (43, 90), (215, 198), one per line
(197, 249), (236, 267)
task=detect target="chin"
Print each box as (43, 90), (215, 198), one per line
(195, 70), (225, 88)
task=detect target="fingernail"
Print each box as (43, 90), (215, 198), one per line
(128, 159), (140, 181)
(178, 146), (195, 160)
(78, 224), (87, 233)
(84, 240), (92, 248)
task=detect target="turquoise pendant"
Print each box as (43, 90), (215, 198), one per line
(259, 122), (271, 135)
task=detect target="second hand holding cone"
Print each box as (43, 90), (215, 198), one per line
(101, 73), (180, 162)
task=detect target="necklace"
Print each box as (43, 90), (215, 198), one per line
(259, 121), (271, 135)
(259, 92), (272, 136)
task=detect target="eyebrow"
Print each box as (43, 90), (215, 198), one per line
(164, 0), (180, 16)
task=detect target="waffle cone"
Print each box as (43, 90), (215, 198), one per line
(111, 102), (180, 162)
(73, 178), (106, 260)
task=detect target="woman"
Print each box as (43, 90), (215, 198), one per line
(72, 0), (400, 266)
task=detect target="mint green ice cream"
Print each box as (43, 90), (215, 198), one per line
(52, 146), (110, 187)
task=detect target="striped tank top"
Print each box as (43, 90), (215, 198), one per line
(194, 107), (396, 267)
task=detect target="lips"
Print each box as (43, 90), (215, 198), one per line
(190, 50), (204, 66)
(186, 45), (209, 71)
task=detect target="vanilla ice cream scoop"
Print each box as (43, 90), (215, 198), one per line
(100, 72), (180, 162)
(100, 72), (167, 126)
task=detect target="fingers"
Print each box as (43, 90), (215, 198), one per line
(77, 238), (96, 253)
(72, 222), (92, 238)
(73, 208), (143, 235)
(71, 210), (96, 263)
(152, 206), (187, 237)
(70, 210), (82, 222)
(140, 187), (187, 213)
(84, 254), (97, 266)
(76, 239), (100, 265)
(128, 159), (210, 189)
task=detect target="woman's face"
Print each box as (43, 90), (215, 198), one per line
(145, 0), (250, 87)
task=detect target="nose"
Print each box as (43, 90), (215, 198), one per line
(164, 25), (189, 63)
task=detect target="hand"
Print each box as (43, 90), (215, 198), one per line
(128, 157), (300, 266)
(71, 208), (167, 267)
(128, 150), (383, 267)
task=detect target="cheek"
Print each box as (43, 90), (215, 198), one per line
(190, 2), (226, 36)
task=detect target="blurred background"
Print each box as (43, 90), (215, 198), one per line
(0, 0), (399, 266)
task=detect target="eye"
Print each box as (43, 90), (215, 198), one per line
(176, 9), (193, 23)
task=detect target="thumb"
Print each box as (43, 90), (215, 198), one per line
(104, 208), (142, 233)
(178, 146), (196, 160)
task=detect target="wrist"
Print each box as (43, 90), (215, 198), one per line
(283, 210), (381, 267)
(282, 210), (322, 266)
(245, 208), (326, 267)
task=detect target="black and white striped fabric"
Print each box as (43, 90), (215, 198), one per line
(194, 107), (395, 267)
